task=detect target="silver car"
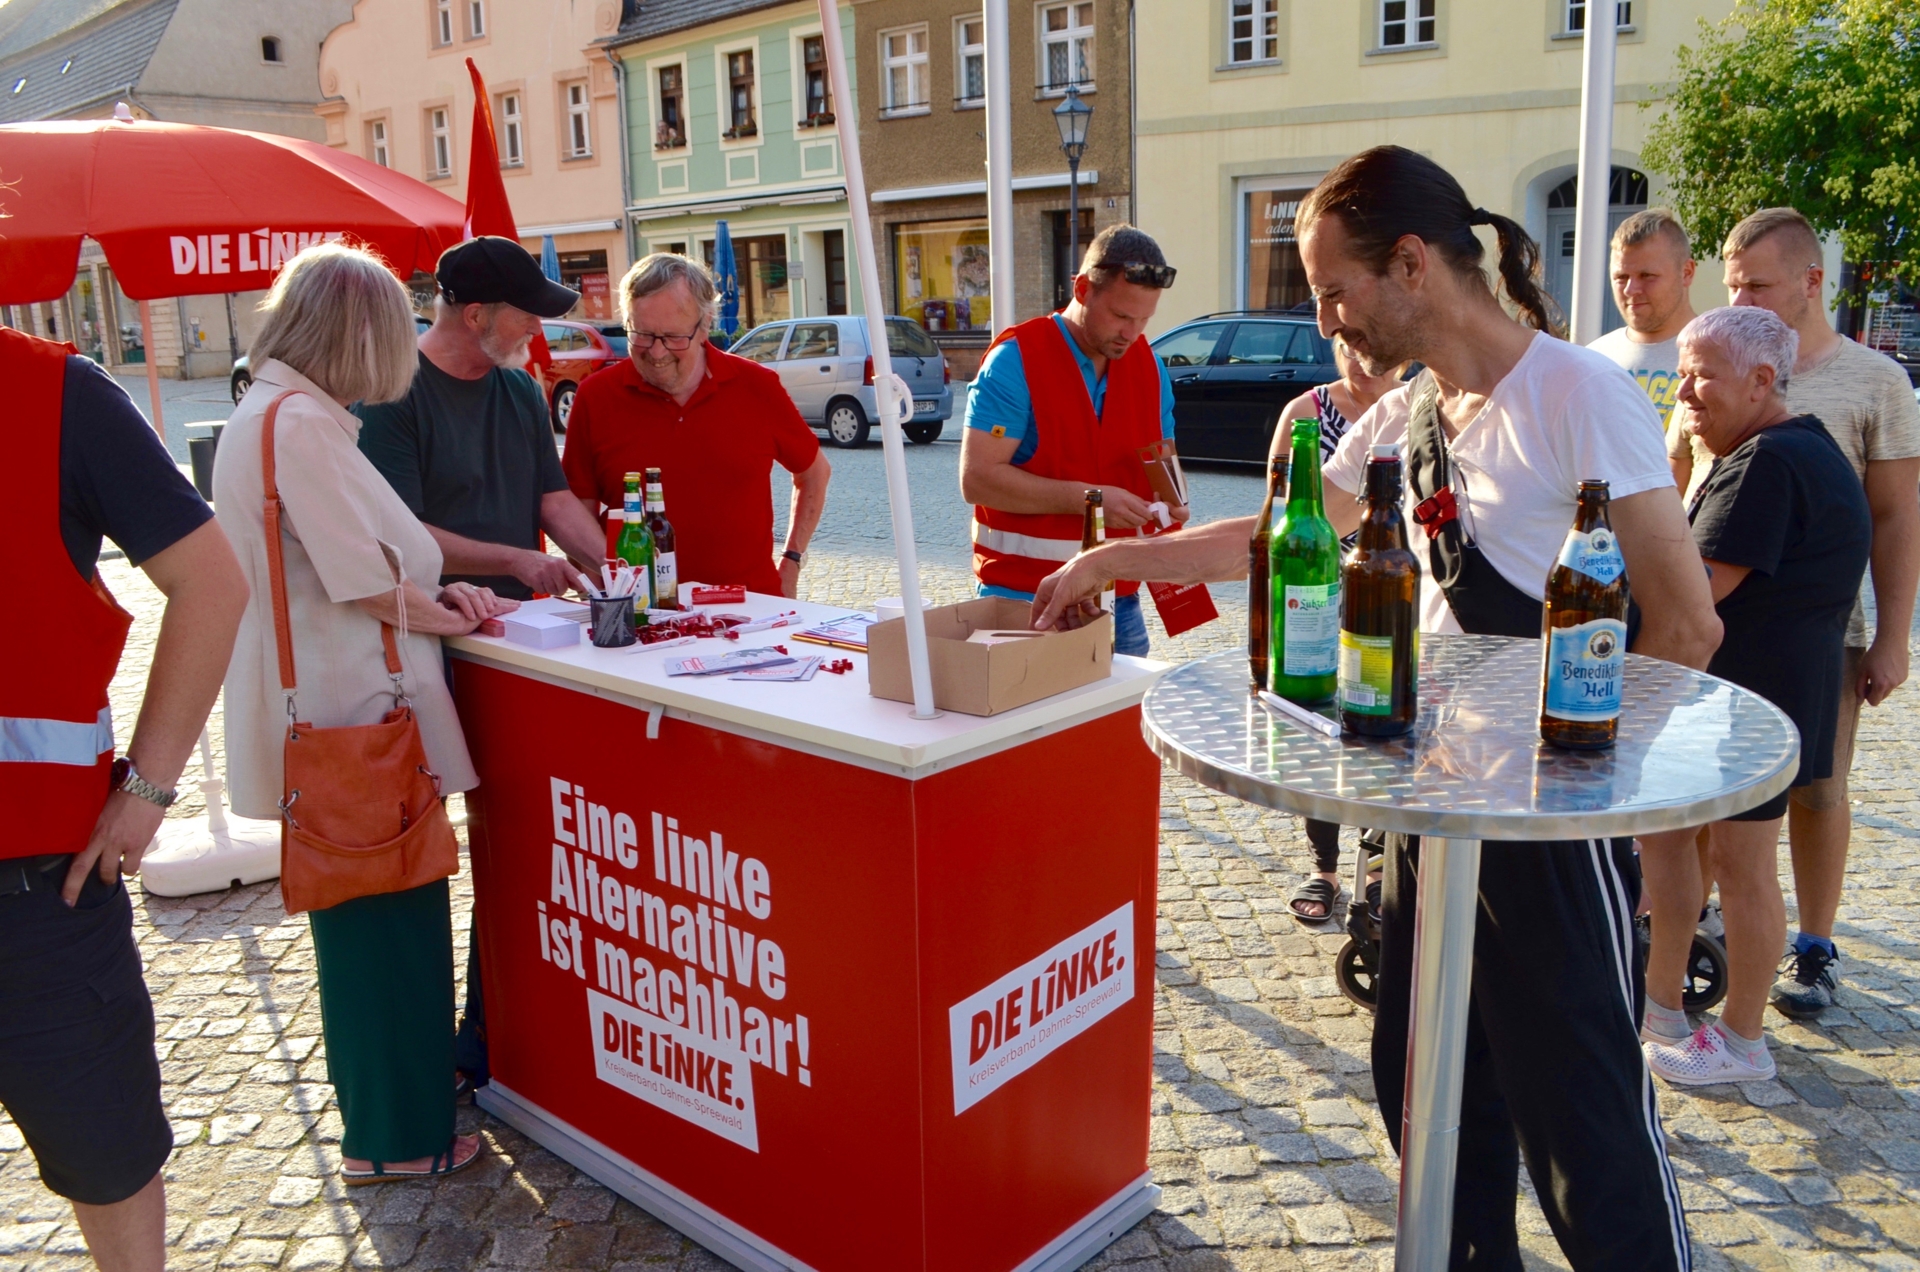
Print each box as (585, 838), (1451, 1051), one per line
(728, 315), (954, 447)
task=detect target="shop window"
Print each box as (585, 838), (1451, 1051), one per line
(726, 50), (757, 138)
(656, 65), (686, 148)
(427, 106), (452, 177)
(1379, 0), (1436, 47)
(703, 234), (789, 329)
(499, 93), (523, 166)
(1566, 0), (1631, 31)
(367, 118), (389, 167)
(559, 249), (611, 320)
(1227, 0), (1279, 63)
(1244, 188), (1312, 310)
(956, 18), (985, 105)
(880, 27), (928, 115)
(801, 36), (833, 125)
(566, 82), (592, 157)
(432, 0), (452, 47)
(1039, 2), (1094, 93)
(893, 218), (992, 332)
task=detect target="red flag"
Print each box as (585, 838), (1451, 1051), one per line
(464, 57), (552, 377)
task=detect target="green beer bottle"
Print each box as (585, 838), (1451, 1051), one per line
(1269, 420), (1339, 704)
(613, 471), (656, 610)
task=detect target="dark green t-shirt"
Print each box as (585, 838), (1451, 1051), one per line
(356, 353), (568, 600)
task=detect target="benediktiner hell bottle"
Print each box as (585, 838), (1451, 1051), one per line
(644, 467), (678, 610)
(1338, 445), (1419, 736)
(1081, 488), (1115, 619)
(613, 471), (656, 610)
(1248, 454), (1286, 689)
(1269, 419), (1339, 703)
(1540, 480), (1629, 749)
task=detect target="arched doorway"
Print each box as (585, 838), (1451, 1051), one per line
(1543, 167), (1648, 334)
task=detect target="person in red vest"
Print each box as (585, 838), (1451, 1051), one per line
(959, 224), (1185, 656)
(0, 325), (246, 1270)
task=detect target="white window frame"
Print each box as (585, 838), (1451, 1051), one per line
(1227, 0), (1280, 64)
(1565, 0), (1633, 33)
(955, 16), (985, 107)
(654, 59), (688, 148)
(467, 0), (485, 38)
(879, 25), (929, 117)
(565, 81), (592, 158)
(1379, 0), (1436, 48)
(369, 118), (389, 168)
(433, 0), (452, 47)
(1038, 1), (1095, 95)
(500, 93), (522, 166)
(793, 29), (833, 125)
(428, 107), (451, 177)
(719, 45), (759, 140)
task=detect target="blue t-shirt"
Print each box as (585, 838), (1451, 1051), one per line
(962, 314), (1176, 466)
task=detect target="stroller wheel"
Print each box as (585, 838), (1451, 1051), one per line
(1682, 931), (1729, 1013)
(1334, 937), (1379, 1012)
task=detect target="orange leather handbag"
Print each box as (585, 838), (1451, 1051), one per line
(260, 392), (459, 916)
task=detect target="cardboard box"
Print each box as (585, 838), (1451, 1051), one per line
(868, 597), (1112, 716)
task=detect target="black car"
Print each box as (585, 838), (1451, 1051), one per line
(1151, 311), (1337, 462)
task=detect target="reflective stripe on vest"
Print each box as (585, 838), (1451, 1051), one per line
(971, 518), (1081, 564)
(0, 707), (114, 766)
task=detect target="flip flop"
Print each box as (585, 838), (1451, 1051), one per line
(1289, 876), (1340, 926)
(341, 1137), (482, 1186)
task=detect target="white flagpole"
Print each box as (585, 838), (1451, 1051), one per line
(984, 0), (1014, 336)
(816, 0), (939, 718)
(1570, 0), (1617, 344)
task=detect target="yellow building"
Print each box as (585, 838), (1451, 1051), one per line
(315, 0), (632, 320)
(1133, 0), (1741, 335)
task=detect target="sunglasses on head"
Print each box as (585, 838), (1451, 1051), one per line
(1095, 260), (1177, 289)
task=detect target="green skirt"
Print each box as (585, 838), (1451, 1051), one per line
(308, 878), (455, 1163)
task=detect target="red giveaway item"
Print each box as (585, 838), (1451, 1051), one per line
(477, 619), (506, 638)
(691, 585), (748, 605)
(461, 59), (551, 377)
(1146, 581), (1219, 638)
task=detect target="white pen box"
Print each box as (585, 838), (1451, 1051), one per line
(500, 610), (581, 649)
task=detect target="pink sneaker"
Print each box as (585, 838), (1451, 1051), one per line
(1645, 1024), (1774, 1086)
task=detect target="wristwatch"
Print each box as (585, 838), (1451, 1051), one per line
(782, 549), (804, 564)
(110, 757), (178, 809)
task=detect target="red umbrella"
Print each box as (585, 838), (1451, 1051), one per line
(0, 108), (467, 438)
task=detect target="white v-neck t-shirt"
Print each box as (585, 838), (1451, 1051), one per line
(1323, 332), (1674, 634)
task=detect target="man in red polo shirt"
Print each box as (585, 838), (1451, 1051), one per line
(563, 254), (830, 597)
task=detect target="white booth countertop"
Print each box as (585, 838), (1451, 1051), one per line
(446, 590), (1165, 778)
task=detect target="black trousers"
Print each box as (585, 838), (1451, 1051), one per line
(1372, 836), (1690, 1272)
(1305, 819), (1341, 874)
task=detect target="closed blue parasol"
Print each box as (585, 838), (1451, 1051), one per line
(540, 234), (561, 283)
(711, 220), (740, 339)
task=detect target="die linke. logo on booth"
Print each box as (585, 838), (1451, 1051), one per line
(169, 230), (346, 277)
(948, 903), (1134, 1115)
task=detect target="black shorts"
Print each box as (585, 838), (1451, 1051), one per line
(0, 860), (172, 1205)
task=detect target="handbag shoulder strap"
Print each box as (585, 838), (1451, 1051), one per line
(1402, 370), (1447, 504)
(260, 392), (404, 698)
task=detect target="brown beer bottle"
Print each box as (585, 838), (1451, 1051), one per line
(1248, 454), (1286, 688)
(644, 467), (678, 610)
(1080, 489), (1115, 618)
(1339, 446), (1420, 736)
(1540, 480), (1629, 749)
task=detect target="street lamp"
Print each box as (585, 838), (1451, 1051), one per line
(1052, 84), (1093, 292)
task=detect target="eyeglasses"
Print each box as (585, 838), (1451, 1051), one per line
(628, 324), (706, 352)
(1095, 260), (1177, 289)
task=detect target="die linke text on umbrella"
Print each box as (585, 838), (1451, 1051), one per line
(170, 231), (346, 276)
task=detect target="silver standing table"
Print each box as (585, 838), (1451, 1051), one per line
(1140, 635), (1799, 1270)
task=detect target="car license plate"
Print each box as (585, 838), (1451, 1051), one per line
(914, 399), (937, 414)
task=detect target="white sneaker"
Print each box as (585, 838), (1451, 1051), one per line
(1646, 1024), (1775, 1086)
(1640, 1017), (1691, 1047)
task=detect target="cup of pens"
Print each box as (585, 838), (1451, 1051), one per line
(589, 594), (637, 647)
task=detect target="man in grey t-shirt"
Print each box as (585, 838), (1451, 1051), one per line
(1712, 208), (1920, 1020)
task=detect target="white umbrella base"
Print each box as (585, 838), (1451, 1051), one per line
(140, 814), (282, 898)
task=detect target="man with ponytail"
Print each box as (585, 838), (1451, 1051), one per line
(1035, 146), (1720, 1270)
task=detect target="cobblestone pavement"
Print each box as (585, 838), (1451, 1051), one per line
(9, 444), (1920, 1269)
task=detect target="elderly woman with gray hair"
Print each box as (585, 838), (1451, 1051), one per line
(214, 242), (517, 1183)
(1639, 305), (1870, 1087)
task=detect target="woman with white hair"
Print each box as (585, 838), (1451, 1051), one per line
(213, 243), (517, 1182)
(1640, 305), (1870, 1085)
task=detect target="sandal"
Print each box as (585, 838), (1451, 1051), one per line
(1289, 876), (1341, 926)
(341, 1135), (483, 1186)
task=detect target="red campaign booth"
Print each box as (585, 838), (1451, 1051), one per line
(451, 593), (1166, 1271)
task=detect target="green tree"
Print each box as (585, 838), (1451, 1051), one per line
(1642, 0), (1920, 301)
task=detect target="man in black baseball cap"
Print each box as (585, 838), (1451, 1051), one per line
(357, 234), (610, 1101)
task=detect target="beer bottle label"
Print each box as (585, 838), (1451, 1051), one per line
(1555, 526), (1624, 586)
(1282, 583), (1339, 676)
(654, 552), (677, 603)
(1338, 631), (1395, 715)
(1542, 617), (1627, 721)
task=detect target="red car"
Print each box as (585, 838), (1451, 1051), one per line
(538, 320), (628, 432)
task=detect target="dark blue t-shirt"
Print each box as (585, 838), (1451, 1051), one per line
(59, 356), (213, 579)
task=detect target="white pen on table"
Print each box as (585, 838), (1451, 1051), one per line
(1256, 689), (1342, 739)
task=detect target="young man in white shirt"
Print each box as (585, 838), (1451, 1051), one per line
(1713, 208), (1920, 1021)
(1587, 209), (1701, 489)
(1033, 146), (1719, 1272)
